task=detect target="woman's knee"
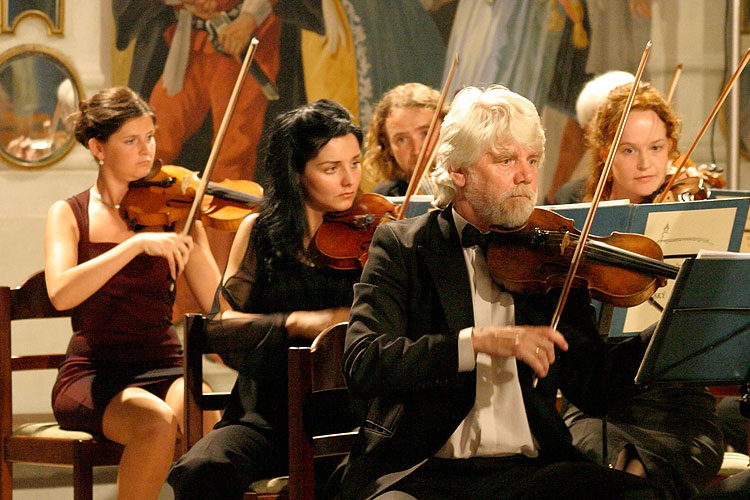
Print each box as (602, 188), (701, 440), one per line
(103, 391), (178, 444)
(136, 403), (178, 440)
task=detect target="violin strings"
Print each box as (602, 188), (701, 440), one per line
(538, 233), (679, 278)
(585, 241), (679, 278)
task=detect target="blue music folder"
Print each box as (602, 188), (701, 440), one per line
(547, 198), (749, 337)
(635, 254), (750, 386)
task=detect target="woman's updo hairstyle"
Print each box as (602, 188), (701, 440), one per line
(71, 87), (155, 147)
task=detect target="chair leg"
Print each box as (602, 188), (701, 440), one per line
(72, 442), (94, 500)
(0, 457), (11, 500)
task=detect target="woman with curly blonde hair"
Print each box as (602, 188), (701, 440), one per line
(363, 83), (446, 196)
(583, 81), (681, 203)
(565, 83), (724, 500)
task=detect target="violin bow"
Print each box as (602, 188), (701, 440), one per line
(665, 62), (683, 103)
(181, 38), (260, 235)
(655, 48), (750, 203)
(397, 53), (459, 220)
(549, 41), (652, 331)
(414, 140), (440, 195)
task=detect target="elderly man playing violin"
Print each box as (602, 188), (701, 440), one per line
(328, 85), (665, 500)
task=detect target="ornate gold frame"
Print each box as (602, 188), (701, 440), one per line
(0, 44), (83, 168)
(1, 0), (64, 36)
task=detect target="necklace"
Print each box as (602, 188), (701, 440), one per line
(90, 188), (121, 210)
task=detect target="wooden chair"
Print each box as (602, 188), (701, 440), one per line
(0, 271), (124, 500)
(182, 313), (231, 455)
(183, 315), (357, 500)
(287, 322), (357, 500)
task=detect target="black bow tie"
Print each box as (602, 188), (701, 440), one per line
(461, 224), (491, 252)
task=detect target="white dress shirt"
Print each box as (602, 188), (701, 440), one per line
(435, 210), (538, 459)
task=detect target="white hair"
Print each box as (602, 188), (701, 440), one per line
(431, 85), (545, 208)
(575, 71), (635, 127)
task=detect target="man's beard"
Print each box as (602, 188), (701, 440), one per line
(465, 179), (536, 229)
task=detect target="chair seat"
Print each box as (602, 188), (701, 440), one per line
(12, 422), (94, 440)
(249, 476), (289, 494)
(6, 421), (124, 467)
(719, 452), (750, 477)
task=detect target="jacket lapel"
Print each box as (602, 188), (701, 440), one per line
(418, 207), (474, 335)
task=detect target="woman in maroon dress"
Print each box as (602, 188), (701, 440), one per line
(44, 87), (220, 500)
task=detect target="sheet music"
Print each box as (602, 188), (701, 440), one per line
(696, 249), (750, 259)
(712, 191), (750, 250)
(622, 207), (737, 332)
(385, 195), (434, 204)
(642, 207), (737, 256)
(712, 192), (750, 229)
(386, 195), (435, 218)
(543, 199), (630, 211)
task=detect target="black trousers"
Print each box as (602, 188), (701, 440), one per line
(168, 423), (286, 500)
(694, 469), (750, 500)
(376, 456), (665, 500)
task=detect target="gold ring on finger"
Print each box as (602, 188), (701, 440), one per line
(535, 346), (541, 355)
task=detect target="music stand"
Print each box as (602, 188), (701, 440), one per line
(635, 255), (750, 390)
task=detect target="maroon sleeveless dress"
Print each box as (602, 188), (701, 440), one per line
(51, 190), (183, 435)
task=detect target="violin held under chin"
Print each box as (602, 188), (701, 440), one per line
(311, 191), (400, 270)
(486, 208), (679, 308)
(119, 163), (264, 232)
(646, 159), (726, 203)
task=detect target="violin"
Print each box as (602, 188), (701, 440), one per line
(486, 208), (679, 308)
(312, 192), (399, 269)
(120, 163), (264, 231)
(647, 163), (726, 203)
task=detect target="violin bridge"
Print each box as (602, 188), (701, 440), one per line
(560, 231), (571, 255)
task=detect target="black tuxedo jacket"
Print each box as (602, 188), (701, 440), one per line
(332, 207), (648, 500)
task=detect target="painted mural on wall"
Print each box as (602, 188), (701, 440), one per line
(110, 0), (650, 186)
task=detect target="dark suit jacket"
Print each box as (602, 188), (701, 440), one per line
(332, 206), (649, 500)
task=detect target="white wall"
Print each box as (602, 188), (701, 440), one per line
(1, 5), (114, 417)
(0, 2), (110, 286)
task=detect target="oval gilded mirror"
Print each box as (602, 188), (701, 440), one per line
(0, 44), (83, 168)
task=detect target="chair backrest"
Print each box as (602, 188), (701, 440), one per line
(1, 271), (77, 499)
(0, 271), (69, 448)
(287, 323), (358, 500)
(183, 313), (232, 453)
(182, 317), (357, 500)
